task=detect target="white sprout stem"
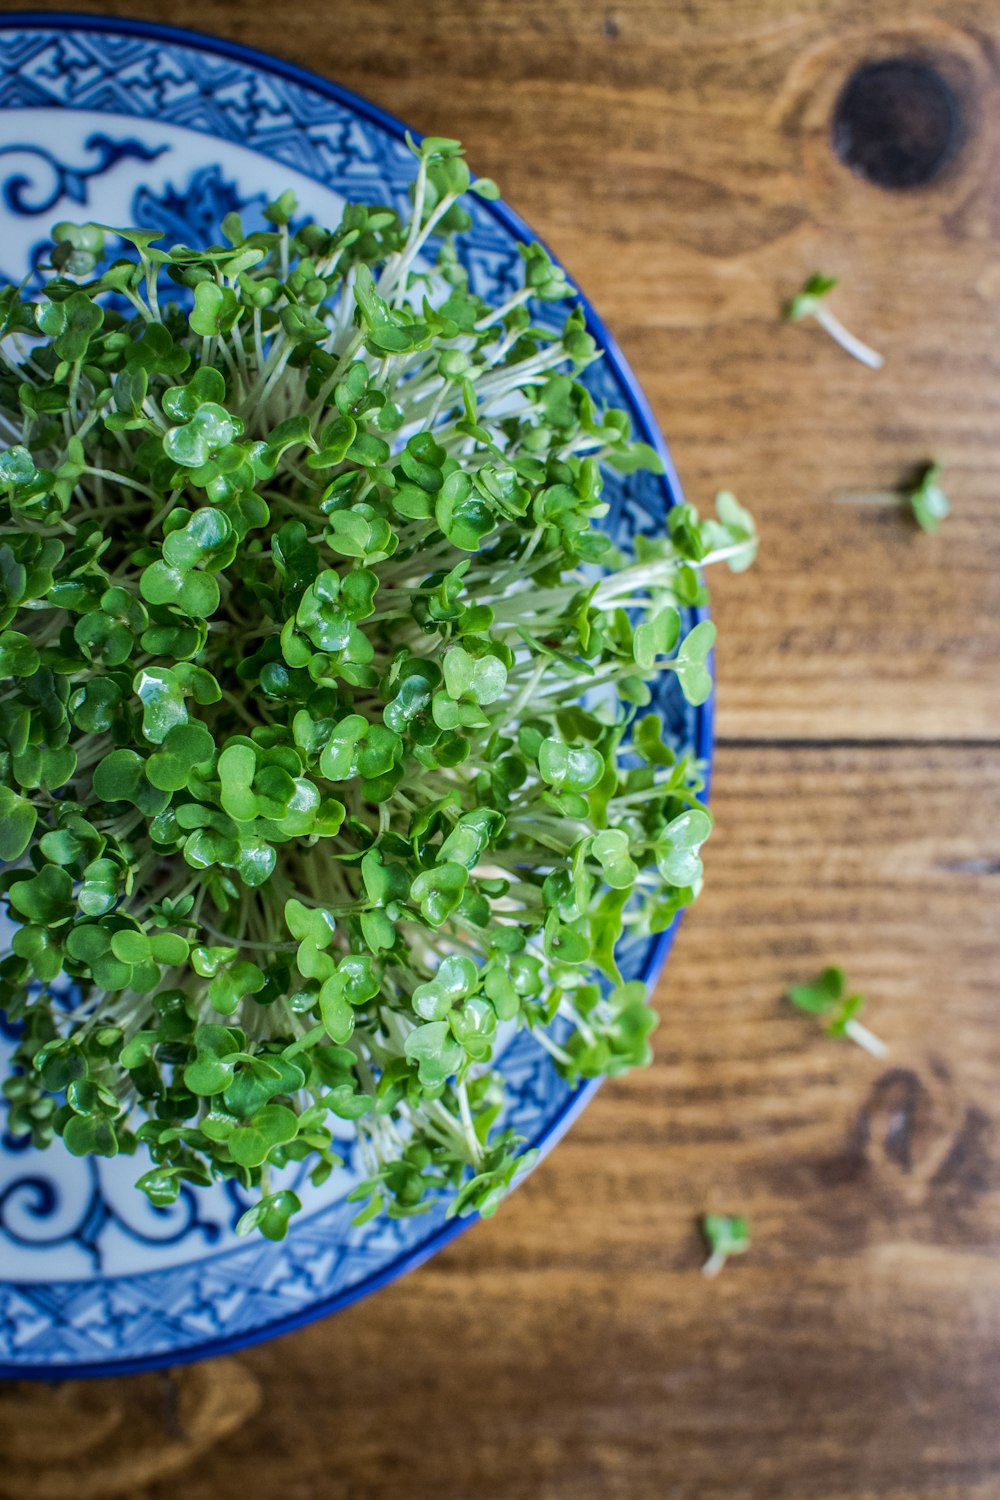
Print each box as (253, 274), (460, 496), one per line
(843, 1018), (888, 1058)
(456, 1081), (483, 1167)
(530, 1028), (574, 1067)
(702, 1250), (728, 1279)
(379, 154), (428, 296)
(814, 307), (884, 370)
(381, 192), (459, 306)
(473, 286), (532, 331)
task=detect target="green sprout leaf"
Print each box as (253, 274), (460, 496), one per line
(656, 808), (712, 887)
(0, 785), (36, 861)
(669, 621), (715, 706)
(701, 1213), (750, 1277)
(633, 607), (680, 672)
(412, 954), (479, 1021)
(909, 463), (950, 533)
(443, 646), (507, 705)
(236, 1189), (303, 1241)
(785, 272), (838, 322)
(404, 1020), (464, 1086)
(538, 738), (604, 792)
(133, 666), (189, 744)
(228, 1103), (299, 1168)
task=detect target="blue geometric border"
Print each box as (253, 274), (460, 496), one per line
(0, 12), (713, 1379)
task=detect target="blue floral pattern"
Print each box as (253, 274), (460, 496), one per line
(0, 17), (710, 1376)
(0, 133), (165, 216)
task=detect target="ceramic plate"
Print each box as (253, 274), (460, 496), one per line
(0, 13), (710, 1377)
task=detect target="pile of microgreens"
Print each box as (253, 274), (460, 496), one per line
(0, 135), (754, 1239)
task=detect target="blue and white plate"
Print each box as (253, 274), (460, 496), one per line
(0, 13), (710, 1377)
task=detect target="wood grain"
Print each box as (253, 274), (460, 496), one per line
(0, 1361), (260, 1499)
(2, 1), (999, 1496)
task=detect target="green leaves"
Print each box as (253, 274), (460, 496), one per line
(319, 715), (401, 783)
(656, 808), (712, 887)
(163, 507), (236, 571)
(162, 366), (226, 420)
(9, 864), (74, 924)
(319, 953), (380, 1042)
(538, 738), (604, 792)
(189, 280), (242, 338)
(711, 492), (758, 572)
(785, 272), (838, 321)
(633, 607), (680, 672)
(443, 646), (507, 705)
(669, 620), (715, 706)
(0, 785), (36, 860)
(228, 1103), (299, 1167)
(52, 290), (104, 362)
(909, 462), (950, 533)
(183, 1025), (242, 1094)
(146, 721), (215, 791)
(405, 1020), (464, 1086)
(133, 666), (189, 743)
(412, 954), (479, 1021)
(325, 505), (393, 561)
(436, 471), (496, 550)
(236, 1189), (302, 1241)
(92, 749), (170, 815)
(438, 809), (504, 869)
(701, 1213), (750, 1277)
(0, 630), (38, 677)
(139, 560), (220, 618)
(110, 927), (188, 967)
(409, 861), (468, 926)
(589, 829), (638, 889)
(520, 241), (572, 302)
(788, 965), (845, 1015)
(217, 743), (259, 821)
(63, 1112), (118, 1159)
(163, 403), (241, 469)
(208, 959), (265, 1015)
(352, 264), (430, 356)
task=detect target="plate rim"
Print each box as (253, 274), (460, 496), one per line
(0, 9), (714, 1380)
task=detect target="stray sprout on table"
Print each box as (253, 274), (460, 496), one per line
(833, 461), (950, 535)
(785, 273), (884, 371)
(700, 1213), (750, 1278)
(788, 967), (887, 1058)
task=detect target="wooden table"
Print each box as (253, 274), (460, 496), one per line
(3, 2), (999, 1496)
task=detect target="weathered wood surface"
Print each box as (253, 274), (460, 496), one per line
(2, 0), (999, 1495)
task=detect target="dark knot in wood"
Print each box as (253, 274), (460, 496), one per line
(832, 57), (963, 190)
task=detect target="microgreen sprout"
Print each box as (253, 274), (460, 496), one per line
(788, 967), (887, 1057)
(908, 462), (950, 533)
(0, 138), (752, 1235)
(833, 462), (950, 534)
(785, 273), (884, 370)
(700, 1213), (749, 1277)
